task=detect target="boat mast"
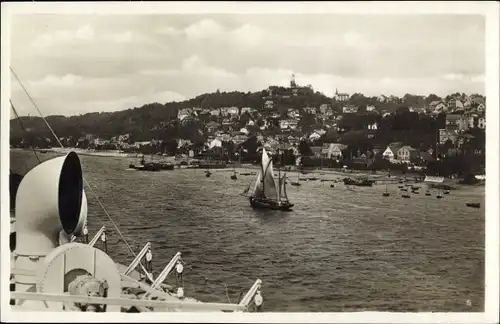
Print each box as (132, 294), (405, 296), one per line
(278, 149), (281, 202)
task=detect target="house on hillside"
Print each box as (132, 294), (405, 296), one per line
(382, 142), (404, 160)
(321, 143), (347, 159)
(210, 108), (221, 116)
(387, 95), (400, 103)
(309, 129), (326, 141)
(439, 128), (459, 145)
(396, 146), (419, 163)
(367, 122), (378, 130)
(447, 99), (464, 111)
(264, 100), (274, 109)
(445, 114), (469, 132)
(240, 107), (254, 114)
(366, 105), (377, 112)
(206, 121), (221, 133)
(208, 137), (223, 149)
(177, 108), (193, 121)
(377, 95), (388, 102)
(342, 105), (358, 114)
(334, 89), (349, 102)
(287, 108), (301, 119)
(280, 119), (299, 130)
(221, 106), (239, 117)
(478, 116), (485, 129)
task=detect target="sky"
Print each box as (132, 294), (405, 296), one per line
(9, 14), (485, 116)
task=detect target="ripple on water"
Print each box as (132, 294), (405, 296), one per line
(10, 151), (485, 312)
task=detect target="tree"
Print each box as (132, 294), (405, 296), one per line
(298, 140), (312, 156)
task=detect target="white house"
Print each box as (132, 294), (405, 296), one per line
(366, 105), (376, 112)
(377, 95), (388, 102)
(280, 119), (299, 130)
(264, 100), (274, 109)
(321, 143), (347, 159)
(382, 142), (403, 160)
(177, 108), (193, 121)
(210, 109), (221, 116)
(208, 137), (223, 149)
(367, 122), (378, 130)
(342, 105), (358, 114)
(334, 89), (349, 102)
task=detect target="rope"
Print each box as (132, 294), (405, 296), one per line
(10, 100), (41, 165)
(10, 68), (65, 149)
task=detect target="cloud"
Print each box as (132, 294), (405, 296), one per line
(10, 14), (485, 116)
(32, 25), (95, 48)
(185, 19), (225, 39)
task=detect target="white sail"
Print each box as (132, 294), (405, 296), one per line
(279, 174), (288, 200)
(261, 148), (278, 201)
(253, 172), (264, 197)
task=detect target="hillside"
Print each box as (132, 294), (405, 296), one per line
(9, 88), (333, 143)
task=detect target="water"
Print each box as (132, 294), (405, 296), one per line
(10, 150), (485, 312)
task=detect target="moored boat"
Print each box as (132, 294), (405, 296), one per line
(343, 177), (375, 187)
(466, 202), (481, 208)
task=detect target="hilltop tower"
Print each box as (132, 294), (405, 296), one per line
(290, 73), (297, 88)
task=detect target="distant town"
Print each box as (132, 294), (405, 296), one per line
(10, 75), (486, 178)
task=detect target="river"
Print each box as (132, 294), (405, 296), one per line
(10, 150), (485, 312)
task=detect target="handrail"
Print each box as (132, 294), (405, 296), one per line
(144, 252), (181, 297)
(122, 242), (151, 276)
(88, 226), (106, 247)
(238, 279), (262, 308)
(11, 291), (245, 312)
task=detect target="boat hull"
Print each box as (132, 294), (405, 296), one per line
(343, 178), (375, 187)
(249, 196), (294, 211)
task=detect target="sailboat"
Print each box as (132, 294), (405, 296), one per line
(382, 186), (390, 197)
(230, 154), (238, 180)
(249, 148), (294, 211)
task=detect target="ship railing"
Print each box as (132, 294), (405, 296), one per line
(122, 242), (152, 276)
(88, 226), (106, 247)
(238, 279), (262, 309)
(143, 252), (181, 298)
(71, 226), (106, 245)
(11, 291), (246, 312)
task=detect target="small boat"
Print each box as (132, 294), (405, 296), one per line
(425, 191), (431, 196)
(402, 194), (411, 198)
(205, 171), (212, 178)
(382, 186), (390, 197)
(230, 163), (238, 180)
(330, 184), (335, 188)
(437, 191), (443, 199)
(248, 148), (294, 211)
(466, 202), (481, 208)
(444, 190), (451, 195)
(343, 178), (375, 187)
(308, 177), (319, 181)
